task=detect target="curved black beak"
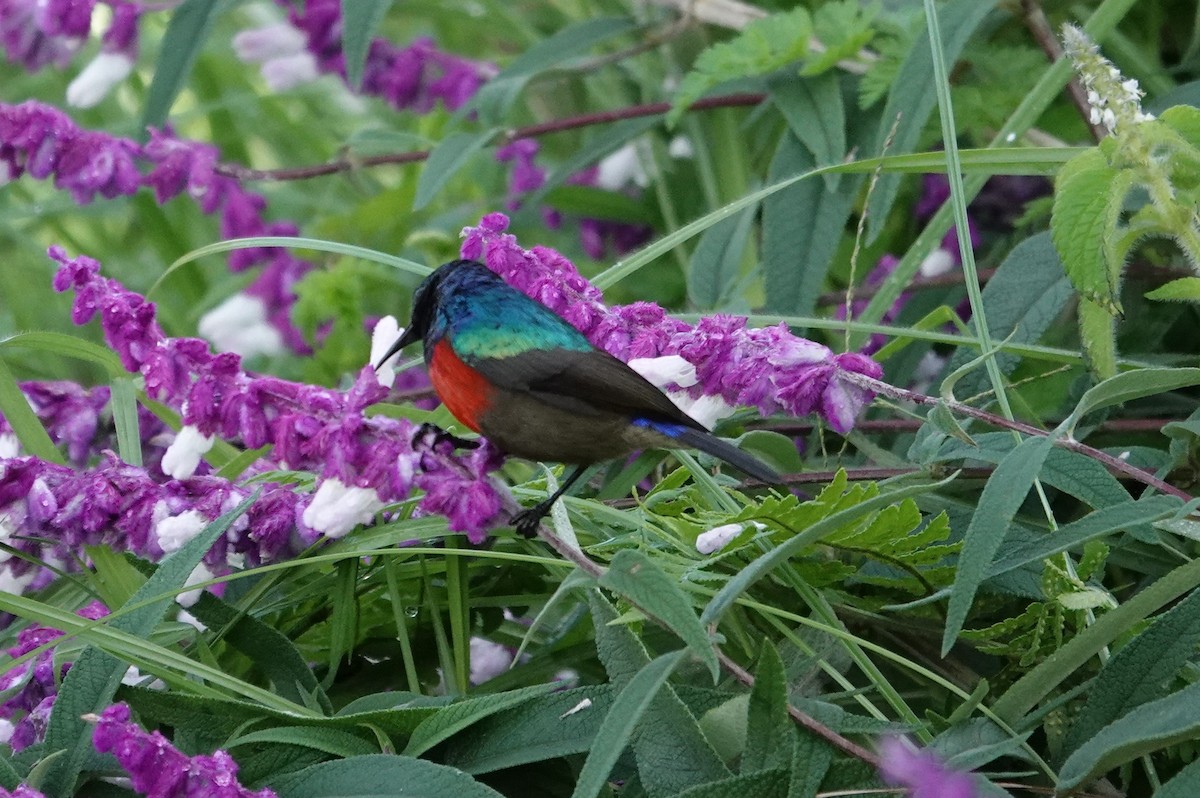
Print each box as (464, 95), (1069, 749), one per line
(373, 325), (420, 370)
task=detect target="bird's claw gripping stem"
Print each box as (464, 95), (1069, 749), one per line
(413, 422), (480, 451)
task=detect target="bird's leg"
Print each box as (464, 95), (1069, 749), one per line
(513, 465), (589, 538)
(413, 422), (480, 451)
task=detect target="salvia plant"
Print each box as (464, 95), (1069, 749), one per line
(0, 1), (1198, 797)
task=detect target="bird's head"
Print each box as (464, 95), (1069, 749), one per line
(373, 259), (493, 369)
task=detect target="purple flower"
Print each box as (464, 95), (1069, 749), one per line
(1, 601), (108, 751)
(33, 0), (94, 39)
(878, 737), (979, 798)
(495, 138), (545, 211)
(460, 213), (882, 433)
(281, 0), (493, 112)
(47, 249), (516, 540)
(0, 0), (80, 71)
(93, 703), (277, 798)
(0, 786), (48, 798)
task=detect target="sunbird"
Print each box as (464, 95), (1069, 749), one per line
(376, 259), (780, 536)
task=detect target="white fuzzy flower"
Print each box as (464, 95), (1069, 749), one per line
(154, 509), (207, 554)
(696, 521), (766, 555)
(0, 567), (36, 597)
(370, 315), (404, 389)
(161, 425), (215, 479)
(918, 248), (956, 279)
(66, 52), (134, 108)
(233, 23), (308, 62)
(596, 143), (649, 190)
(302, 478), (384, 538)
(469, 637), (514, 684)
(176, 609), (207, 631)
(668, 135), (694, 159)
(628, 355), (698, 389)
(0, 719), (13, 744)
(198, 293), (285, 358)
(122, 666), (166, 690)
(177, 563), (214, 608)
(679, 393), (736, 431)
(0, 433), (18, 459)
(260, 51), (320, 92)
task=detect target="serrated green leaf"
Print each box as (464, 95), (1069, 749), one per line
(943, 435), (1055, 656)
(142, 0), (225, 130)
(570, 651), (686, 798)
(341, 0), (393, 90)
(599, 549), (718, 682)
(1061, 587), (1200, 758)
(669, 8), (813, 125)
(414, 129), (500, 210)
(743, 641), (792, 774)
(1145, 276), (1200, 302)
(273, 754), (505, 798)
(1159, 105), (1200, 149)
(1059, 680), (1200, 790)
(1051, 148), (1133, 313)
(687, 200), (757, 310)
(801, 1), (876, 76)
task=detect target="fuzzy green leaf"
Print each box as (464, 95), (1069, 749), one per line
(743, 641), (792, 774)
(142, 0), (224, 130)
(676, 769), (790, 798)
(1051, 148), (1133, 314)
(943, 435), (1055, 656)
(414, 129), (500, 210)
(274, 754), (504, 798)
(687, 200), (757, 310)
(1063, 367), (1200, 432)
(800, 1), (876, 76)
(1146, 276), (1200, 303)
(404, 684), (557, 757)
(1059, 680), (1200, 790)
(669, 9), (812, 125)
(341, 0), (393, 90)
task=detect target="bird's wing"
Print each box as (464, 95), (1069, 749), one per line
(469, 347), (705, 429)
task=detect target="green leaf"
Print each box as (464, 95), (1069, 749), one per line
(702, 474), (956, 626)
(1061, 587), (1200, 758)
(1059, 680), (1200, 790)
(0, 331), (125, 375)
(1050, 147), (1134, 314)
(669, 8), (813, 125)
(109, 377), (142, 467)
(1157, 757), (1200, 798)
(942, 435), (1055, 656)
(188, 592), (331, 713)
(770, 73), (845, 191)
(229, 726), (378, 758)
(599, 549), (718, 681)
(142, 0), (225, 130)
(588, 592), (730, 793)
(0, 357), (63, 464)
(743, 641), (792, 774)
(273, 754), (505, 798)
(941, 232), (1072, 399)
(84, 545), (146, 610)
(40, 493), (258, 797)
(570, 651), (686, 798)
(1062, 367), (1200, 433)
(441, 685), (613, 774)
(801, 1), (876, 76)
(687, 199), (757, 310)
(676, 769), (790, 798)
(987, 495), (1182, 580)
(1077, 296), (1119, 379)
(865, 0), (997, 241)
(341, 0), (393, 90)
(414, 129), (500, 210)
(465, 17), (639, 123)
(403, 684), (557, 757)
(1146, 276), (1200, 302)
(760, 133), (857, 317)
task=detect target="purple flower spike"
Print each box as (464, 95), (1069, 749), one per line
(878, 737), (979, 798)
(93, 703), (277, 798)
(495, 138), (545, 211)
(0, 786), (48, 798)
(460, 213), (881, 434)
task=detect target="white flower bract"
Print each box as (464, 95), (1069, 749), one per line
(154, 509), (208, 554)
(302, 478), (384, 538)
(628, 355), (698, 388)
(198, 293), (286, 358)
(370, 316), (404, 389)
(161, 425), (215, 479)
(696, 521), (766, 555)
(66, 52), (134, 108)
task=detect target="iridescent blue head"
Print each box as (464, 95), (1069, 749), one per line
(374, 259), (591, 367)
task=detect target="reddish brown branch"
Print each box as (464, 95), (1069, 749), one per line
(214, 93), (767, 182)
(1019, 0), (1106, 142)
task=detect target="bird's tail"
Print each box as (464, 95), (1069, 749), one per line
(667, 425), (781, 484)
